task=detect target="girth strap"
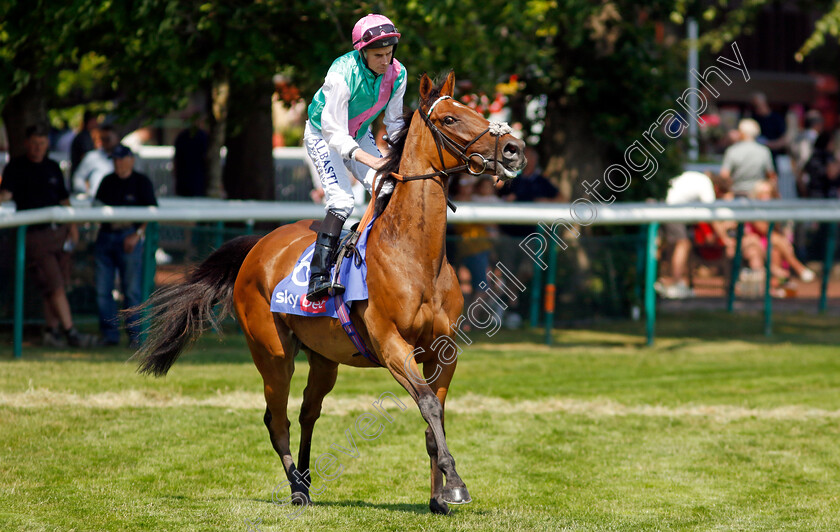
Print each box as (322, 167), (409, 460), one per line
(335, 292), (382, 367)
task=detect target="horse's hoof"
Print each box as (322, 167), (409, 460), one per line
(430, 497), (450, 515)
(442, 486), (471, 505)
(291, 491), (311, 506)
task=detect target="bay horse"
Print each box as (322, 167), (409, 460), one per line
(133, 72), (526, 515)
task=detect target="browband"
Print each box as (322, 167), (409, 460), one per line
(426, 95), (451, 118)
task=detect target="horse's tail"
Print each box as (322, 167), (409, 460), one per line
(132, 235), (262, 377)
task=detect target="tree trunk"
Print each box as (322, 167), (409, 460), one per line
(541, 95), (607, 201)
(2, 79), (48, 158)
(205, 76), (229, 199)
(540, 95), (608, 282)
(222, 77), (274, 200)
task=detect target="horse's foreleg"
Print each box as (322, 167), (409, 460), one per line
(423, 358), (460, 514)
(374, 335), (470, 512)
(297, 349), (339, 497)
(415, 387), (470, 508)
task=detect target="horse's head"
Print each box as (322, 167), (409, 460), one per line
(418, 71), (526, 180)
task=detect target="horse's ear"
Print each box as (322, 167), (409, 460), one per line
(440, 70), (455, 97)
(419, 73), (433, 103)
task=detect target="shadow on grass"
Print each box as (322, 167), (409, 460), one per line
(301, 499), (427, 515)
(563, 310), (840, 347)
(319, 499), (491, 516)
(251, 497), (487, 516)
(487, 328), (640, 349)
(0, 331), (256, 365)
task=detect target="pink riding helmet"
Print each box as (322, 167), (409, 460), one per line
(352, 14), (401, 51)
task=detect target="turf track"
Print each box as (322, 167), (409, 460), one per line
(2, 311), (840, 531)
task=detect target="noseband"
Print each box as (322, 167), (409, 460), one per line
(384, 95), (512, 212)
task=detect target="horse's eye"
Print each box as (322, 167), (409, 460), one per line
(443, 116), (457, 126)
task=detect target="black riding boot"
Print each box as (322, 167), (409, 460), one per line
(306, 210), (346, 301)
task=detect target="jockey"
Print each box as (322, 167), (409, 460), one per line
(304, 13), (407, 301)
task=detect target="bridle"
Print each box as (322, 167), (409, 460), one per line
(336, 98), (509, 367)
(421, 95), (510, 178)
(345, 93), (510, 309)
(382, 95), (512, 212)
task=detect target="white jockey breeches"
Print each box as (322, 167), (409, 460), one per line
(304, 121), (382, 219)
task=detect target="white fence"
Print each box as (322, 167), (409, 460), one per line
(0, 147), (319, 202)
(3, 198), (840, 228)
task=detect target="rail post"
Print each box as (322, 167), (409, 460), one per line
(544, 235), (558, 345)
(14, 225), (26, 358)
(727, 223), (745, 313)
(644, 222), (659, 346)
(141, 222), (159, 301)
(764, 222), (774, 336)
(215, 220), (225, 249)
(529, 225), (545, 329)
(819, 222), (837, 313)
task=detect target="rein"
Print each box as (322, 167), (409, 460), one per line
(382, 95), (512, 212)
(333, 95), (509, 366)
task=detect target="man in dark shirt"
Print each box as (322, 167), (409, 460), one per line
(498, 146), (561, 237)
(493, 146), (562, 318)
(93, 144), (158, 347)
(0, 123), (92, 348)
(751, 92), (788, 164)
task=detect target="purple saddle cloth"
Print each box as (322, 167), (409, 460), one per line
(269, 219), (374, 317)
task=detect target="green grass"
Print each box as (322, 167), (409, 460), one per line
(2, 311), (840, 531)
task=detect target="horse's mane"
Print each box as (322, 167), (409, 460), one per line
(377, 106), (416, 184)
(374, 81), (444, 217)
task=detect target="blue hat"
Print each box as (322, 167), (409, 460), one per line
(110, 144), (134, 159)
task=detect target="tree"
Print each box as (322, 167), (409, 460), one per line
(102, 1), (361, 200)
(369, 0), (796, 202)
(102, 0), (288, 199)
(2, 0), (778, 203)
(370, 1), (686, 200)
(0, 1), (105, 156)
(797, 1), (840, 60)
(0, 0), (344, 199)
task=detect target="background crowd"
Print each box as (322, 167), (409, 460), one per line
(4, 80), (840, 346)
(656, 92), (838, 300)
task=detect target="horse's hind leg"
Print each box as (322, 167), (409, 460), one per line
(297, 349), (339, 497)
(243, 313), (309, 505)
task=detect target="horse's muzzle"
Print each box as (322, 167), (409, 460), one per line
(498, 137), (527, 179)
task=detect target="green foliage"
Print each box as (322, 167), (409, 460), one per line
(798, 1), (840, 60)
(678, 0), (771, 52)
(0, 0), (104, 110)
(0, 0), (778, 201)
(357, 2), (694, 199)
(54, 53), (109, 100)
(102, 1), (287, 120)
